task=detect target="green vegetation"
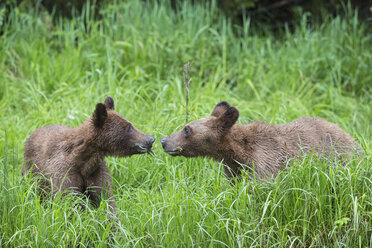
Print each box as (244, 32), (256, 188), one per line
(0, 0), (371, 247)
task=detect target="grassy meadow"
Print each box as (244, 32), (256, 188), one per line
(0, 0), (371, 247)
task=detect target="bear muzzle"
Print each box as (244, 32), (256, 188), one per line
(135, 135), (155, 154)
(161, 137), (182, 156)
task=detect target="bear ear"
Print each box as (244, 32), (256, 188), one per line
(104, 96), (115, 110)
(211, 101), (231, 117)
(217, 106), (239, 132)
(92, 103), (107, 128)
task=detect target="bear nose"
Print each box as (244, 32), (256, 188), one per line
(160, 138), (166, 148)
(149, 136), (155, 144)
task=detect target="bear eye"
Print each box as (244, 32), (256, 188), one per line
(126, 125), (133, 133)
(183, 126), (191, 136)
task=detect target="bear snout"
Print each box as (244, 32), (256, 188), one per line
(160, 137), (167, 148)
(142, 135), (155, 148)
(161, 137), (181, 156)
(146, 136), (155, 148)
(134, 135), (155, 154)
(149, 136), (156, 145)
(160, 137), (172, 151)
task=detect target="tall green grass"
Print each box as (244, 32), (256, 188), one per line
(0, 0), (371, 247)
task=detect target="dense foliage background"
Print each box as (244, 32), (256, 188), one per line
(0, 0), (371, 247)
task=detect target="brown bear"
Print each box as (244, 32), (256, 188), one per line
(23, 97), (155, 213)
(161, 101), (361, 180)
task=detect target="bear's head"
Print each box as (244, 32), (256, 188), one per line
(91, 97), (155, 157)
(161, 101), (239, 157)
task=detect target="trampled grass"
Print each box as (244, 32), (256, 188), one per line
(0, 0), (371, 247)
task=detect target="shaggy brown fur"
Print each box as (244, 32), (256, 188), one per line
(23, 97), (155, 212)
(161, 101), (361, 179)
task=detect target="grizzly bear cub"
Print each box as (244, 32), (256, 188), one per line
(161, 101), (360, 180)
(23, 97), (155, 212)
